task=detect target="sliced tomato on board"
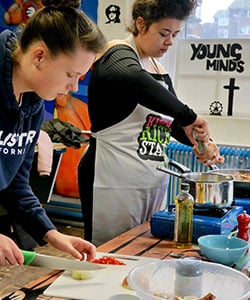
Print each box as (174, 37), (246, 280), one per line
(92, 257), (126, 265)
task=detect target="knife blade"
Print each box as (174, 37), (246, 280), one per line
(22, 250), (105, 271)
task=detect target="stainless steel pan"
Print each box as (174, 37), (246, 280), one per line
(157, 159), (234, 207)
(208, 167), (250, 196)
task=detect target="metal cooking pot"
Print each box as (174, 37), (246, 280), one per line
(157, 159), (234, 207)
(208, 167), (250, 197)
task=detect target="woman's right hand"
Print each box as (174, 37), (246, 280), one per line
(184, 115), (210, 146)
(0, 234), (24, 266)
(193, 141), (225, 166)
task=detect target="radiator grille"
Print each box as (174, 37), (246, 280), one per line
(165, 141), (250, 205)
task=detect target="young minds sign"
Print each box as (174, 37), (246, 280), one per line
(174, 39), (249, 117)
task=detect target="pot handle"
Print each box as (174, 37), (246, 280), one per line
(168, 159), (192, 173)
(156, 166), (185, 179)
(168, 159), (220, 172)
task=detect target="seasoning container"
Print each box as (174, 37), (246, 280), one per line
(174, 257), (204, 298)
(173, 182), (194, 248)
(237, 211), (250, 242)
(193, 131), (208, 154)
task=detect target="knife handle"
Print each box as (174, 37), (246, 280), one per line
(22, 250), (36, 265)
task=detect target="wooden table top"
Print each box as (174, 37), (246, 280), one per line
(97, 221), (200, 259)
(0, 221), (201, 299)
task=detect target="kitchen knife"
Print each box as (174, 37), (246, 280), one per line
(22, 250), (105, 271)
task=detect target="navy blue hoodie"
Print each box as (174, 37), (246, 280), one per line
(0, 30), (56, 245)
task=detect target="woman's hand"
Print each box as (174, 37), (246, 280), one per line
(183, 115), (224, 165)
(44, 230), (96, 262)
(193, 141), (224, 166)
(184, 116), (210, 146)
(0, 234), (24, 266)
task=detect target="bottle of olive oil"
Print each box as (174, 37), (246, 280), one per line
(173, 182), (194, 248)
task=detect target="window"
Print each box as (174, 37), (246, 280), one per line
(185, 0), (250, 39)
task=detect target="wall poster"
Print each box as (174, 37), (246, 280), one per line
(97, 0), (132, 41)
(174, 39), (250, 118)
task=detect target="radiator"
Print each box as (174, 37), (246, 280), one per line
(165, 141), (250, 205)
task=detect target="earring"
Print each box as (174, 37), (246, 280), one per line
(34, 61), (39, 67)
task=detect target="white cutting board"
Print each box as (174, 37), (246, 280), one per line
(44, 252), (159, 300)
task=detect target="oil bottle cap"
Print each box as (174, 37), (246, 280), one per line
(181, 182), (190, 191)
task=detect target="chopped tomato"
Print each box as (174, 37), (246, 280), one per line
(92, 256), (126, 265)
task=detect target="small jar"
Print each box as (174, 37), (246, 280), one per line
(174, 257), (204, 298)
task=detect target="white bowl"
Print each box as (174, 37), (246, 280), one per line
(127, 259), (250, 300)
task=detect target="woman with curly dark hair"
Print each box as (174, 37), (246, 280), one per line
(78, 0), (224, 246)
(0, 0), (106, 265)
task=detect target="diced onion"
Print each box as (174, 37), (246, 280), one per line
(70, 270), (96, 280)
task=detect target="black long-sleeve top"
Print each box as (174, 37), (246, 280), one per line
(88, 44), (197, 146)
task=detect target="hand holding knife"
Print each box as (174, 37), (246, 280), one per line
(22, 250), (105, 271)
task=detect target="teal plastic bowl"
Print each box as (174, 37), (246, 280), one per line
(198, 234), (249, 266)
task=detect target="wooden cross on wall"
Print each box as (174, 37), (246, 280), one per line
(223, 78), (240, 116)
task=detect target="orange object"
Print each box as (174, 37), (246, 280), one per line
(55, 93), (91, 198)
(4, 0), (43, 25)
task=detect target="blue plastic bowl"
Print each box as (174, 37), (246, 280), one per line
(198, 234), (249, 266)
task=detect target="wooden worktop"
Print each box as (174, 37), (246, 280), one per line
(97, 221), (200, 260)
(0, 221), (200, 299)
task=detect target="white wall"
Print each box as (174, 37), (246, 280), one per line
(200, 115), (250, 147)
(171, 39), (250, 147)
(174, 39), (250, 116)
